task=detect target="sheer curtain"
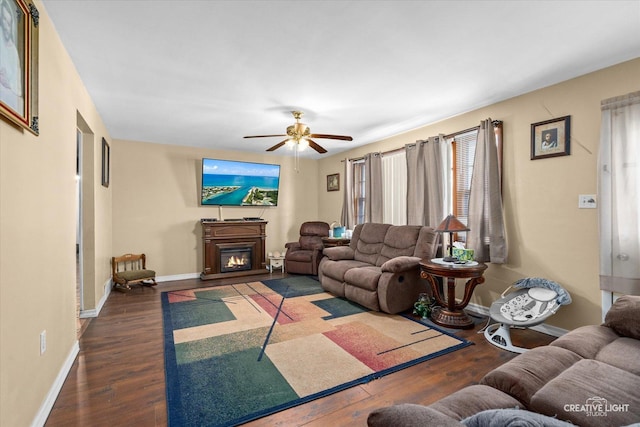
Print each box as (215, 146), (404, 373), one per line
(365, 152), (383, 223)
(599, 91), (640, 296)
(382, 151), (407, 225)
(467, 119), (507, 263)
(340, 158), (355, 229)
(405, 136), (446, 227)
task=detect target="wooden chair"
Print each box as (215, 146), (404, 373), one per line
(111, 253), (157, 292)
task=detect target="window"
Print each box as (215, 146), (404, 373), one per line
(346, 122), (502, 228)
(382, 151), (407, 225)
(353, 160), (366, 225)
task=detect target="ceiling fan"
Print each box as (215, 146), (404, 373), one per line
(244, 111), (353, 154)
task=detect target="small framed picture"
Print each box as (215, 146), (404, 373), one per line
(531, 116), (571, 160)
(101, 138), (110, 187)
(327, 173), (339, 191)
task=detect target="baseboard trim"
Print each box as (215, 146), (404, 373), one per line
(31, 341), (80, 427)
(79, 278), (111, 318)
(466, 301), (568, 338)
(156, 272), (200, 283)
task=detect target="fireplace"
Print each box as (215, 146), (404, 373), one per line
(200, 220), (267, 280)
(220, 247), (252, 273)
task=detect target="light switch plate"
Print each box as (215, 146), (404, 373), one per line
(578, 194), (597, 209)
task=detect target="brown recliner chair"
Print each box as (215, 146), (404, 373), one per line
(284, 221), (330, 275)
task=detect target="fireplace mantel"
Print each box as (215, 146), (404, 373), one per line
(200, 219), (267, 280)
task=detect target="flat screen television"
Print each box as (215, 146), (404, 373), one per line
(201, 158), (280, 206)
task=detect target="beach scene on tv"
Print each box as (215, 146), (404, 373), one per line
(201, 159), (280, 206)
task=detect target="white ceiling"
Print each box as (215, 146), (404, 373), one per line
(42, 0), (640, 159)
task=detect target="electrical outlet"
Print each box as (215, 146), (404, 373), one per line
(40, 330), (46, 355)
(578, 194), (597, 209)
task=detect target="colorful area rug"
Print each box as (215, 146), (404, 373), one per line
(162, 276), (472, 427)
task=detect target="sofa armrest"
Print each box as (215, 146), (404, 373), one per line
(381, 256), (421, 273)
(323, 246), (355, 261)
(368, 404), (463, 427)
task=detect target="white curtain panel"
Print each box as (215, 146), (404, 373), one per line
(599, 91), (640, 294)
(467, 119), (507, 263)
(382, 151), (407, 225)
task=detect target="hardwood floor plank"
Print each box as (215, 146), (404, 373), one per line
(45, 274), (555, 426)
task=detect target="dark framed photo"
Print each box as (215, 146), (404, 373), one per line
(531, 116), (571, 160)
(0, 0), (39, 135)
(101, 138), (110, 187)
(327, 173), (339, 191)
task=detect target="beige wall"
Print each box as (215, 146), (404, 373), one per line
(318, 57), (640, 331)
(111, 140), (322, 275)
(0, 1), (112, 425)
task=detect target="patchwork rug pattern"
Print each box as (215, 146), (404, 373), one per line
(162, 276), (472, 426)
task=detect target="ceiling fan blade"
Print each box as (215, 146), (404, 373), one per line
(307, 139), (327, 154)
(244, 134), (287, 139)
(309, 133), (353, 141)
(266, 140), (288, 152)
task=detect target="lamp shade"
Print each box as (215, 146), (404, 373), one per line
(435, 214), (469, 233)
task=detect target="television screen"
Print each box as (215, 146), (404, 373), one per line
(201, 158), (280, 206)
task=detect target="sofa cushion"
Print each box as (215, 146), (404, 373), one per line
(461, 408), (575, 427)
(595, 337), (640, 375)
(429, 384), (523, 421)
(604, 294), (640, 340)
(378, 225), (422, 266)
(368, 404), (463, 427)
(344, 266), (382, 291)
(530, 359), (640, 426)
(320, 259), (371, 282)
(354, 223), (391, 265)
(480, 346), (582, 406)
(344, 284), (379, 311)
(550, 325), (620, 359)
(285, 250), (314, 262)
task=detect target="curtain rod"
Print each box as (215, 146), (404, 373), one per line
(341, 120), (502, 162)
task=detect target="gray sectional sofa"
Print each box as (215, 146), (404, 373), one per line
(318, 222), (438, 314)
(368, 295), (640, 427)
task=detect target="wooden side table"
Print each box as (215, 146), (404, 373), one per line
(321, 237), (351, 248)
(419, 259), (487, 329)
(268, 256), (285, 273)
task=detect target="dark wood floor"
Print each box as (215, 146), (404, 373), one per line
(45, 273), (555, 426)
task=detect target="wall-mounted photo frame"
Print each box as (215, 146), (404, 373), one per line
(327, 173), (339, 191)
(0, 0), (39, 135)
(101, 138), (110, 187)
(531, 115), (571, 160)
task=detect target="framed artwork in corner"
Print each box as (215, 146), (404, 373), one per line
(101, 138), (110, 187)
(0, 0), (39, 135)
(327, 173), (339, 191)
(531, 115), (571, 160)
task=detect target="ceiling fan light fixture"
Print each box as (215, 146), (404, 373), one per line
(298, 138), (309, 150)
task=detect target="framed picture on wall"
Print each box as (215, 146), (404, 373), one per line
(101, 138), (110, 187)
(0, 0), (39, 135)
(531, 115), (571, 160)
(327, 173), (339, 191)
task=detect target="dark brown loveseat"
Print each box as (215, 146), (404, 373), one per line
(318, 223), (438, 314)
(368, 295), (640, 427)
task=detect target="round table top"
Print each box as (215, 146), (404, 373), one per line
(420, 258), (487, 278)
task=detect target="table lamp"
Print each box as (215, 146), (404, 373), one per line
(435, 214), (470, 262)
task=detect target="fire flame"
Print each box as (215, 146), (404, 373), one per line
(225, 255), (247, 268)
